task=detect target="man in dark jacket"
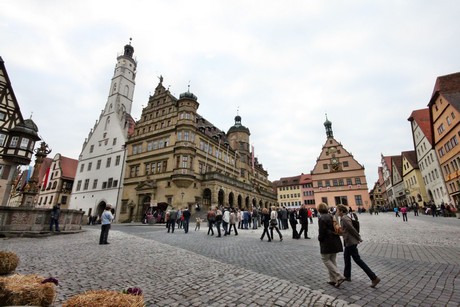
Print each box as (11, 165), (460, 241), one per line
(298, 204), (310, 239)
(182, 207), (191, 233)
(50, 204), (61, 232)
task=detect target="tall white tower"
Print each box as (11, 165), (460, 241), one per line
(69, 40), (137, 221)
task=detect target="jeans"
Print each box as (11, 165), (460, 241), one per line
(222, 221), (229, 235)
(183, 219), (190, 233)
(50, 218), (59, 231)
(270, 226), (282, 240)
(344, 244), (376, 280)
(252, 217), (258, 229)
(228, 224), (238, 235)
(298, 222), (309, 238)
(215, 221), (222, 237)
(168, 219), (176, 233)
(99, 224), (111, 244)
(207, 221), (214, 235)
(260, 226), (271, 241)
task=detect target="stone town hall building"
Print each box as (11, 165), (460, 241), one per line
(118, 79), (277, 222)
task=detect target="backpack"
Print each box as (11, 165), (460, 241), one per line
(349, 213), (360, 233)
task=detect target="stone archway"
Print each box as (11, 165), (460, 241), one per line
(218, 189), (225, 207)
(141, 195), (151, 216)
(245, 196), (250, 209)
(238, 195), (243, 209)
(203, 189), (212, 209)
(228, 192), (234, 208)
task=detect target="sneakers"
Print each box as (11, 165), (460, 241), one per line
(371, 277), (381, 288)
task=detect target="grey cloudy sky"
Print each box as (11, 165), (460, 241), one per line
(2, 1), (460, 187)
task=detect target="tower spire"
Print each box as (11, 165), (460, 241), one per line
(324, 113), (333, 138)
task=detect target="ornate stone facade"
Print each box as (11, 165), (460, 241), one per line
(119, 79), (277, 222)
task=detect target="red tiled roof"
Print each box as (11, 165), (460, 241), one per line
(402, 150), (418, 169)
(60, 156), (78, 180)
(432, 72), (460, 97)
(408, 108), (433, 145)
(299, 173), (312, 183)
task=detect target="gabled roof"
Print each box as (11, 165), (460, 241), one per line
(441, 92), (460, 113)
(391, 155), (403, 178)
(402, 150), (418, 169)
(60, 156), (78, 180)
(408, 108), (433, 145)
(431, 72), (460, 97)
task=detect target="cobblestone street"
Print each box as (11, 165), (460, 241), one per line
(2, 212), (459, 306)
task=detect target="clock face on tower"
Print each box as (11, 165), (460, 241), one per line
(331, 156), (339, 171)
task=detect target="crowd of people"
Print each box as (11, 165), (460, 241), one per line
(197, 204), (317, 240)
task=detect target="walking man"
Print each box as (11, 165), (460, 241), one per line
(50, 203), (61, 232)
(298, 204), (311, 239)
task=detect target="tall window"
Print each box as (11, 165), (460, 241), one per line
(20, 138), (29, 149)
(87, 162), (92, 171)
(83, 179), (89, 190)
(76, 180), (82, 191)
(115, 155), (121, 166)
(355, 195), (363, 206)
(106, 157), (112, 168)
(92, 179), (98, 189)
(0, 133), (6, 146)
(10, 136), (19, 147)
(96, 160), (101, 169)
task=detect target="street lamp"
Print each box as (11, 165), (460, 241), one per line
(181, 191), (185, 209)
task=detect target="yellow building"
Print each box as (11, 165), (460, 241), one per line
(311, 117), (370, 211)
(401, 150), (428, 207)
(428, 72), (460, 205)
(274, 175), (302, 209)
(118, 79), (277, 222)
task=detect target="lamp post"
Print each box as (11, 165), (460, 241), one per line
(181, 191), (185, 209)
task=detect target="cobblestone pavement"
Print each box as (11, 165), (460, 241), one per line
(2, 212), (459, 306)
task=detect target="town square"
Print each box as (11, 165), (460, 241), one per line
(2, 212), (459, 306)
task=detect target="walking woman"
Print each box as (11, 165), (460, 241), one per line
(337, 204), (381, 288)
(207, 207), (216, 236)
(260, 207), (271, 242)
(317, 203), (345, 287)
(289, 208), (299, 239)
(270, 206), (283, 241)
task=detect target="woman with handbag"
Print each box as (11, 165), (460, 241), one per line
(317, 203), (345, 287)
(270, 206), (283, 241)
